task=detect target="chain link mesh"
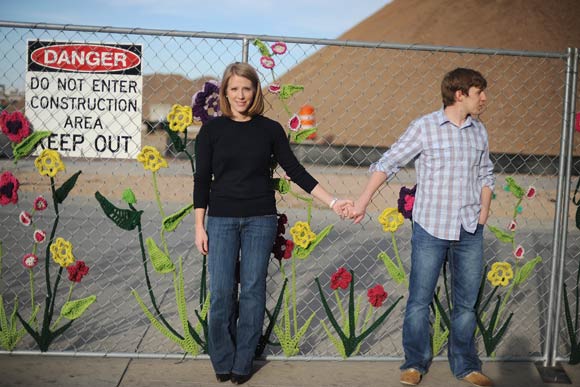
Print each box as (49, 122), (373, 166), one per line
(0, 24), (578, 360)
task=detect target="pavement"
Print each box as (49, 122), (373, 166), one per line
(1, 354), (580, 387)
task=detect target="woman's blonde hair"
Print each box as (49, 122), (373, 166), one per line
(219, 62), (264, 117)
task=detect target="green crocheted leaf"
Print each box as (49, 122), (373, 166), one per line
(55, 170), (82, 204)
(514, 256), (542, 286)
(377, 251), (406, 284)
(487, 225), (514, 243)
(506, 176), (524, 199)
(122, 188), (137, 205)
(95, 191), (143, 231)
(12, 131), (52, 161)
(432, 294), (449, 356)
(293, 224), (334, 259)
(146, 238), (175, 273)
(321, 320), (347, 358)
(252, 39), (272, 57)
(174, 257), (200, 355)
(163, 203), (194, 232)
(273, 178), (291, 194)
(278, 84), (304, 101)
(291, 128), (317, 144)
(132, 290), (183, 346)
(60, 295), (96, 320)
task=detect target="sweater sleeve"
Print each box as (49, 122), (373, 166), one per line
(272, 121), (318, 193)
(193, 124), (212, 209)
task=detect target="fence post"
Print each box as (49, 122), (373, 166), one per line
(539, 47), (578, 380)
(242, 37), (249, 63)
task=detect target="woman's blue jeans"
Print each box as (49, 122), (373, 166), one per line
(401, 222), (484, 378)
(206, 215), (277, 376)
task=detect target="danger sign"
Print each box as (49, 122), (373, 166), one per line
(25, 41), (143, 158)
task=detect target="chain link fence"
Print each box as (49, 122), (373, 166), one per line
(0, 22), (578, 362)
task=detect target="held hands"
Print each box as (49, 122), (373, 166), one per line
(331, 199), (367, 223)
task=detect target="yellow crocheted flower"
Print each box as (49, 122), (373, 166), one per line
(50, 237), (75, 268)
(167, 104), (193, 133)
(136, 146), (168, 172)
(378, 207), (404, 232)
(290, 221), (316, 249)
(487, 262), (514, 287)
(34, 149), (65, 177)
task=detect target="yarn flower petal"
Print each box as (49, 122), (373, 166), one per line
(166, 104), (192, 133)
(136, 146), (168, 172)
(288, 114), (301, 132)
(34, 229), (46, 243)
(271, 42), (287, 55)
(191, 80), (221, 124)
(260, 56), (275, 69)
(378, 208), (404, 232)
(486, 262), (514, 287)
(34, 149), (66, 177)
(22, 253), (38, 269)
(289, 221), (316, 249)
(0, 110), (30, 143)
(330, 267), (352, 290)
(50, 237), (76, 268)
(0, 171), (20, 206)
(19, 211), (32, 226)
(367, 284), (388, 307)
(33, 196), (48, 211)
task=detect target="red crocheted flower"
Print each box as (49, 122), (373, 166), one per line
(283, 240), (294, 259)
(288, 114), (301, 132)
(260, 56), (275, 69)
(367, 284), (388, 308)
(33, 196), (48, 211)
(19, 211), (32, 226)
(271, 42), (287, 55)
(67, 260), (90, 283)
(513, 245), (525, 261)
(397, 185), (416, 220)
(0, 171), (19, 206)
(525, 186), (536, 199)
(0, 110), (30, 143)
(507, 220), (517, 232)
(330, 267), (352, 290)
(268, 82), (281, 94)
(34, 229), (46, 243)
(22, 253), (38, 269)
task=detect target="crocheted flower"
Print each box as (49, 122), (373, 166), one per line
(330, 267), (352, 290)
(507, 220), (517, 232)
(34, 149), (65, 177)
(260, 56), (275, 69)
(0, 110), (30, 143)
(367, 284), (388, 308)
(487, 262), (514, 287)
(34, 229), (46, 243)
(22, 253), (38, 269)
(50, 237), (75, 268)
(514, 245), (525, 261)
(378, 208), (404, 233)
(136, 146), (168, 172)
(33, 196), (48, 211)
(268, 82), (281, 94)
(166, 104), (192, 133)
(271, 42), (287, 55)
(288, 114), (301, 132)
(290, 221), (316, 248)
(19, 211), (32, 226)
(0, 171), (19, 206)
(283, 240), (294, 259)
(192, 80), (221, 124)
(525, 186), (536, 199)
(397, 185), (416, 220)
(277, 213), (288, 235)
(67, 260), (90, 283)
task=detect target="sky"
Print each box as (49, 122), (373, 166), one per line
(2, 0), (390, 39)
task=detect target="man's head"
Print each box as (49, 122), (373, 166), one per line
(441, 68), (487, 108)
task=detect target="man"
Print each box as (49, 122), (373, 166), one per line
(348, 68), (495, 387)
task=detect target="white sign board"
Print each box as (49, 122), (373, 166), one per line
(25, 41), (143, 158)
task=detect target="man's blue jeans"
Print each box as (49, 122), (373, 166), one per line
(401, 222), (484, 378)
(206, 215), (277, 376)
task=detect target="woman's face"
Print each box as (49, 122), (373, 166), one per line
(226, 74), (255, 120)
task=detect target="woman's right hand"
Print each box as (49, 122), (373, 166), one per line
(195, 226), (209, 255)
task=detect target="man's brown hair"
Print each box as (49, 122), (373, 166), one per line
(441, 68), (487, 107)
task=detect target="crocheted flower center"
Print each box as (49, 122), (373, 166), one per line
(1, 182), (14, 197)
(6, 119), (22, 134)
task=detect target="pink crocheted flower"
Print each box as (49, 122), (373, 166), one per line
(271, 42), (287, 55)
(288, 114), (301, 132)
(0, 171), (19, 206)
(514, 245), (525, 261)
(330, 267), (352, 290)
(507, 220), (517, 232)
(525, 186), (536, 199)
(22, 253), (38, 269)
(19, 211), (32, 226)
(34, 229), (46, 243)
(33, 196), (48, 211)
(260, 56), (275, 69)
(67, 260), (90, 283)
(0, 110), (30, 143)
(268, 82), (281, 94)
(367, 284), (388, 308)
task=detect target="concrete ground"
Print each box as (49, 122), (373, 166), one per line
(1, 355), (580, 387)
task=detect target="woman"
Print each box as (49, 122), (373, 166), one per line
(194, 62), (350, 384)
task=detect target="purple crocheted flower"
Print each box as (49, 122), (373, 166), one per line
(397, 185), (416, 220)
(191, 80), (221, 124)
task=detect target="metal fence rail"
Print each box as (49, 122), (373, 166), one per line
(0, 22), (578, 363)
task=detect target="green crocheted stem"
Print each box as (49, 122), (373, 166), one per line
(50, 283), (74, 330)
(563, 283), (580, 364)
(391, 232), (408, 287)
(476, 295), (514, 356)
(132, 289), (184, 348)
(0, 296), (26, 351)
